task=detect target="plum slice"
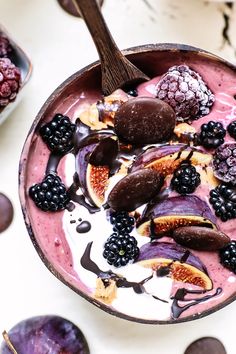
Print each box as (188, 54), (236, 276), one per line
(131, 144), (212, 177)
(1, 315), (90, 354)
(136, 241), (212, 290)
(137, 195), (217, 237)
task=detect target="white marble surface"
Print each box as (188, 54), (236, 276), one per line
(0, 0), (236, 353)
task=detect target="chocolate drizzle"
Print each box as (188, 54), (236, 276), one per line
(171, 287), (222, 319)
(76, 221), (91, 233)
(45, 152), (63, 174)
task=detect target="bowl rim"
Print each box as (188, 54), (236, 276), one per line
(19, 43), (236, 325)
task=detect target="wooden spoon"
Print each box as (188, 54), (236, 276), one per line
(72, 0), (150, 95)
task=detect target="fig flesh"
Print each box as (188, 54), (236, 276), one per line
(131, 144), (212, 176)
(1, 315), (90, 354)
(137, 241), (212, 290)
(138, 195), (217, 237)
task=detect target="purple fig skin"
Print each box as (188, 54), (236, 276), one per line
(1, 315), (90, 354)
(75, 143), (97, 200)
(137, 241), (207, 273)
(142, 195), (217, 226)
(131, 144), (187, 172)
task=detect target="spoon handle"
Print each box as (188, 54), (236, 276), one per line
(72, 0), (149, 95)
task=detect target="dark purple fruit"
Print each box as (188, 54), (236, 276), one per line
(1, 315), (90, 354)
(114, 97), (176, 145)
(107, 169), (164, 212)
(184, 337), (226, 354)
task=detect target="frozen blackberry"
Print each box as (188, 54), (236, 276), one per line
(0, 34), (12, 58)
(110, 211), (135, 234)
(171, 163), (201, 195)
(219, 241), (236, 273)
(198, 121), (226, 149)
(209, 184), (236, 221)
(227, 120), (236, 140)
(212, 143), (236, 185)
(29, 174), (69, 212)
(0, 58), (21, 107)
(40, 114), (76, 154)
(156, 65), (214, 121)
(103, 232), (139, 267)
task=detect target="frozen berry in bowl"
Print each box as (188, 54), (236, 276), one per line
(227, 120), (236, 140)
(40, 113), (76, 154)
(171, 163), (201, 195)
(0, 33), (12, 58)
(212, 143), (236, 185)
(29, 173), (69, 212)
(198, 121), (226, 149)
(0, 58), (21, 107)
(209, 183), (236, 221)
(155, 65), (214, 121)
(103, 232), (139, 267)
(1, 315), (90, 354)
(219, 241), (236, 273)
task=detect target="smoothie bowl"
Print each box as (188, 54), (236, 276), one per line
(19, 44), (236, 324)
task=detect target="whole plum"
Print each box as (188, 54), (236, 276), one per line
(1, 315), (90, 354)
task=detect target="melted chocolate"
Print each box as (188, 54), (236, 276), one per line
(171, 287), (222, 319)
(89, 137), (118, 168)
(45, 152), (63, 174)
(156, 266), (171, 277)
(66, 201), (75, 212)
(76, 221), (91, 233)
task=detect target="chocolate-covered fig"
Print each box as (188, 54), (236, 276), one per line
(131, 144), (212, 176)
(114, 97), (176, 145)
(184, 337), (226, 354)
(89, 137), (118, 167)
(136, 241), (212, 290)
(173, 226), (230, 251)
(107, 169), (163, 211)
(138, 195), (217, 236)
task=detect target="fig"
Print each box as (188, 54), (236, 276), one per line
(184, 337), (226, 354)
(114, 97), (176, 145)
(107, 169), (164, 212)
(131, 144), (212, 176)
(137, 241), (212, 290)
(1, 315), (90, 354)
(173, 226), (230, 251)
(76, 138), (118, 207)
(137, 195), (217, 237)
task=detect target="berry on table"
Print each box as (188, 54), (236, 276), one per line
(103, 232), (139, 267)
(0, 58), (21, 107)
(171, 163), (201, 195)
(155, 65), (214, 121)
(29, 174), (69, 212)
(198, 121), (226, 149)
(219, 241), (236, 273)
(39, 113), (76, 154)
(209, 184), (236, 221)
(212, 143), (236, 185)
(227, 120), (236, 140)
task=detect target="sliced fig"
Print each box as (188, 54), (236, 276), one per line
(131, 144), (212, 176)
(76, 140), (115, 207)
(107, 169), (164, 212)
(173, 226), (230, 251)
(137, 241), (212, 290)
(137, 195), (217, 237)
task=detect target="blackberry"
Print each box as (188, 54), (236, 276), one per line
(227, 120), (236, 140)
(209, 184), (236, 221)
(103, 232), (139, 267)
(29, 174), (69, 212)
(219, 241), (236, 273)
(0, 58), (21, 107)
(198, 121), (226, 149)
(156, 65), (214, 121)
(171, 163), (201, 195)
(40, 114), (76, 154)
(212, 143), (236, 185)
(0, 34), (12, 58)
(110, 211), (135, 234)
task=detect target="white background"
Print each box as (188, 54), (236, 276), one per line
(0, 1), (236, 353)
